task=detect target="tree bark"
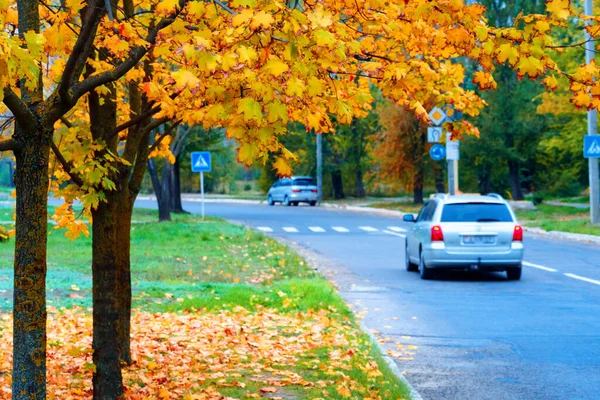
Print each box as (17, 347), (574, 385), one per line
(508, 160), (524, 200)
(413, 163), (424, 204)
(170, 157), (186, 213)
(331, 170), (345, 199)
(355, 168), (365, 198)
(148, 159), (171, 221)
(12, 124), (51, 400)
(115, 196), (133, 365)
(434, 163), (445, 193)
(91, 199), (123, 400)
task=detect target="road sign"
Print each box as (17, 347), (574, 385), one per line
(430, 144), (446, 161)
(584, 135), (600, 158)
(446, 132), (460, 161)
(428, 107), (446, 126)
(427, 127), (443, 143)
(191, 151), (211, 172)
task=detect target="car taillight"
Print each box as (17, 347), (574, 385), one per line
(292, 189), (301, 193)
(311, 189), (318, 193)
(431, 225), (444, 242)
(512, 225), (523, 241)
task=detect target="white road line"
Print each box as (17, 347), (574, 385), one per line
(359, 226), (378, 232)
(282, 227), (298, 233)
(564, 273), (600, 286)
(309, 226), (326, 233)
(332, 226), (350, 233)
(383, 230), (406, 238)
(257, 227), (273, 233)
(387, 226), (407, 233)
(522, 261), (557, 272)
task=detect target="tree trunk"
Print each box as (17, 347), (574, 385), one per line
(478, 165), (492, 195)
(413, 163), (424, 204)
(434, 163), (445, 193)
(331, 170), (345, 199)
(170, 157), (186, 213)
(508, 160), (524, 200)
(355, 169), (365, 198)
(91, 199), (124, 400)
(116, 196), (133, 366)
(12, 125), (50, 400)
(148, 159), (171, 221)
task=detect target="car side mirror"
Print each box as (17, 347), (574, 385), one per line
(403, 214), (416, 223)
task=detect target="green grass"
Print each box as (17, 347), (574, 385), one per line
(0, 207), (413, 399)
(514, 204), (588, 223)
(368, 201), (423, 213)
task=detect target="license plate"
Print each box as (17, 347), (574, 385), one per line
(462, 235), (496, 245)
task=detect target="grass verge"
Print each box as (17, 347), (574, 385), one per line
(0, 208), (413, 399)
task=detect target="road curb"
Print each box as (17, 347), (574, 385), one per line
(359, 320), (423, 400)
(524, 226), (600, 245)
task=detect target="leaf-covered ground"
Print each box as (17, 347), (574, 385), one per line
(0, 209), (411, 399)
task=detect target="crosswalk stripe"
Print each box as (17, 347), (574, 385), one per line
(387, 226), (407, 233)
(309, 226), (326, 232)
(332, 226), (349, 232)
(257, 227), (273, 232)
(283, 227), (298, 233)
(359, 226), (378, 232)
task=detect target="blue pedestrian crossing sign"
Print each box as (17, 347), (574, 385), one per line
(584, 135), (600, 158)
(430, 144), (446, 161)
(191, 151), (211, 172)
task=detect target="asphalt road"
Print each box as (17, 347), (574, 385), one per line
(137, 200), (600, 400)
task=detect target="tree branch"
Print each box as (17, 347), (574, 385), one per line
(71, 0), (188, 101)
(149, 121), (180, 154)
(58, 0), (103, 100)
(0, 138), (22, 152)
(2, 88), (36, 131)
(172, 125), (192, 156)
(50, 141), (85, 187)
(114, 104), (161, 137)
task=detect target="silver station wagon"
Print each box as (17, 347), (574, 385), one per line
(267, 176), (318, 206)
(403, 194), (524, 280)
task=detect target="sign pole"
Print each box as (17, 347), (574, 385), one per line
(585, 0), (599, 224)
(200, 171), (205, 221)
(448, 160), (455, 195)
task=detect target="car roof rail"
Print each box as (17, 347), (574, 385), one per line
(486, 193), (504, 200)
(429, 193), (448, 200)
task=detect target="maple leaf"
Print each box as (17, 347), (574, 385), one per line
(156, 0), (180, 14)
(273, 157), (292, 176)
(542, 75), (559, 91)
(496, 43), (519, 66)
(238, 142), (260, 165)
(546, 0), (570, 20)
(472, 71), (497, 90)
(251, 11), (274, 29)
(571, 91), (592, 109)
(172, 70), (200, 89)
(516, 56), (544, 78)
(238, 98), (263, 122)
(263, 58), (289, 76)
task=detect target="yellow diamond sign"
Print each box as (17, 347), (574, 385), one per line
(428, 107), (446, 126)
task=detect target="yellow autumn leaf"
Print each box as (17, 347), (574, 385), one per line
(238, 98), (263, 122)
(542, 75), (559, 91)
(496, 43), (519, 66)
(251, 11), (274, 29)
(238, 142), (260, 165)
(546, 0), (570, 20)
(337, 386), (352, 398)
(232, 9), (254, 27)
(171, 69), (200, 89)
(273, 157), (292, 176)
(156, 0), (180, 14)
(263, 58), (289, 76)
(516, 56), (544, 78)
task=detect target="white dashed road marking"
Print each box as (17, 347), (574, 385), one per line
(522, 261), (558, 272)
(332, 226), (350, 232)
(257, 227), (273, 233)
(309, 226), (326, 233)
(387, 226), (407, 232)
(359, 226), (378, 232)
(383, 230), (406, 238)
(564, 273), (600, 286)
(282, 227), (298, 233)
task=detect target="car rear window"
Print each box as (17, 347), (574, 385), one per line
(293, 178), (315, 186)
(440, 203), (513, 223)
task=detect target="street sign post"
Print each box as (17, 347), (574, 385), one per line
(191, 152), (212, 220)
(427, 127), (443, 143)
(446, 132), (460, 160)
(584, 135), (600, 158)
(430, 144), (446, 161)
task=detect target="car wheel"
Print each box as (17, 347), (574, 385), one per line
(267, 195), (274, 206)
(309, 201), (317, 207)
(293, 202), (299, 206)
(506, 265), (522, 281)
(284, 196), (291, 206)
(419, 250), (433, 280)
(406, 242), (417, 272)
